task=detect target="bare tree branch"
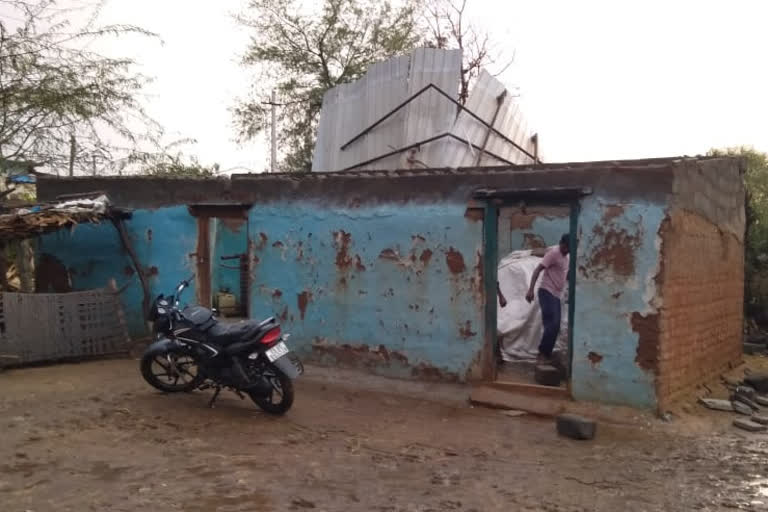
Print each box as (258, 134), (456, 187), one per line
(421, 0), (514, 105)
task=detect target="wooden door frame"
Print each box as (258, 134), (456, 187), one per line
(188, 204), (251, 310)
(195, 216), (212, 308)
(475, 187), (589, 384)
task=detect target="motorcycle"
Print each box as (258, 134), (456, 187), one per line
(140, 275), (303, 414)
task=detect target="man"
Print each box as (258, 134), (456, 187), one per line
(525, 234), (570, 364)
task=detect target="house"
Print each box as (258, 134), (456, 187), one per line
(0, 159), (39, 202)
(35, 155), (744, 411)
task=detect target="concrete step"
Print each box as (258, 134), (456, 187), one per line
(486, 380), (569, 399)
(470, 385), (653, 426)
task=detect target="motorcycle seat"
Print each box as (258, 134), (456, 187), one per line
(207, 320), (263, 345)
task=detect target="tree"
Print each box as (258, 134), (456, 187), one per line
(235, 0), (509, 173)
(421, 0), (513, 105)
(709, 146), (768, 325)
(234, 0), (422, 173)
(139, 154), (218, 178)
(0, 0), (161, 176)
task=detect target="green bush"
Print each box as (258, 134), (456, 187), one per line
(709, 147), (768, 326)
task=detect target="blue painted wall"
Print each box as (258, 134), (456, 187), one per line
(38, 206), (199, 337)
(35, 195), (666, 407)
(248, 202), (485, 380)
(570, 198), (665, 409)
(497, 208), (569, 260)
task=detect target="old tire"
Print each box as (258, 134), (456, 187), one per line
(140, 349), (204, 393)
(250, 365), (294, 415)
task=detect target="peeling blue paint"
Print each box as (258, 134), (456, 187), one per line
(498, 210), (569, 260)
(248, 202), (485, 380)
(37, 206), (198, 337)
(509, 217), (568, 253)
(36, 194), (666, 408)
(571, 198), (665, 409)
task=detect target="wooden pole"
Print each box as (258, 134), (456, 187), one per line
(271, 90), (277, 173)
(111, 218), (151, 323)
(68, 134), (76, 177)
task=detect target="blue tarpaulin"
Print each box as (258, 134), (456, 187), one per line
(8, 174), (36, 184)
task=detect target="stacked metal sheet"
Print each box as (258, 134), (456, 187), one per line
(312, 48), (538, 172)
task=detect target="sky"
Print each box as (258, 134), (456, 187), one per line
(84, 0), (768, 171)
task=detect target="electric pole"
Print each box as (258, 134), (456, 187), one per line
(271, 90), (277, 173)
(68, 134), (76, 176)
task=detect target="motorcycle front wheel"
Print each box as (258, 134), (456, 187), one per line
(140, 348), (204, 393)
(249, 364), (294, 415)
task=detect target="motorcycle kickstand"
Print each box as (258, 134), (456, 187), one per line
(208, 386), (221, 408)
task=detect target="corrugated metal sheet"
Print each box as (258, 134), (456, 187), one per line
(444, 70), (538, 166)
(402, 49), (462, 168)
(312, 49), (538, 172)
(312, 49), (461, 172)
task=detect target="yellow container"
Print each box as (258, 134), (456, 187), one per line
(216, 292), (238, 316)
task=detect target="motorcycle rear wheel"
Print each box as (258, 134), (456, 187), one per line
(140, 349), (204, 393)
(249, 364), (294, 415)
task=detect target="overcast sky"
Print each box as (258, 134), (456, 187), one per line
(92, 0), (768, 172)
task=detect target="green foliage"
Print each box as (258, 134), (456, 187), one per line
(0, 0), (162, 175)
(234, 0), (422, 172)
(142, 155), (218, 178)
(235, 0), (505, 173)
(709, 146), (768, 321)
(128, 146), (219, 177)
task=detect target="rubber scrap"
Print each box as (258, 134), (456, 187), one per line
(751, 414), (768, 426)
(755, 395), (768, 407)
(744, 373), (768, 394)
(733, 400), (754, 416)
(698, 398), (734, 412)
(734, 385), (757, 401)
(732, 393), (761, 412)
(733, 418), (767, 432)
(556, 414), (596, 440)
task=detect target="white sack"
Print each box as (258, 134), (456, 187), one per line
(497, 249), (568, 362)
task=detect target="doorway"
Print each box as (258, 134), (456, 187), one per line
(189, 204), (251, 321)
(478, 188), (582, 391)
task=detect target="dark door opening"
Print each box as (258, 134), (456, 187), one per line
(477, 188), (583, 391)
(495, 204), (572, 389)
(189, 204), (251, 320)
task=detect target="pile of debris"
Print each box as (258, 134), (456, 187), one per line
(699, 373), (768, 432)
(0, 194), (130, 243)
(743, 332), (768, 355)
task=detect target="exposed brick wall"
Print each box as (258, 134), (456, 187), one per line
(657, 210), (744, 409)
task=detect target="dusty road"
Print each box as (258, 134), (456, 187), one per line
(0, 360), (766, 512)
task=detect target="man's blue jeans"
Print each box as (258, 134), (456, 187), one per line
(538, 288), (561, 357)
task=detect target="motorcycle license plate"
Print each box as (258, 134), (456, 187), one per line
(265, 341), (290, 362)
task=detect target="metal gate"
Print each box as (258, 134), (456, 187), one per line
(0, 287), (130, 364)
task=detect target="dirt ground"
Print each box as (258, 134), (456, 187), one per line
(1, 359), (767, 512)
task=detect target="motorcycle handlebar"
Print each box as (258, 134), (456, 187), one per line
(174, 274), (195, 305)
